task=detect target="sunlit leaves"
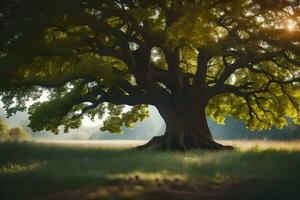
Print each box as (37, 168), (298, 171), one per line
(206, 57), (225, 83)
(165, 3), (228, 49)
(207, 82), (300, 131)
(130, 6), (166, 32)
(101, 104), (149, 133)
(207, 94), (248, 124)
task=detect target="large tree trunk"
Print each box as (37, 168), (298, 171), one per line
(137, 97), (234, 151)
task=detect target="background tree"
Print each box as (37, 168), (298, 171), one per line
(0, 117), (30, 141)
(0, 117), (10, 141)
(7, 127), (31, 141)
(0, 0), (300, 150)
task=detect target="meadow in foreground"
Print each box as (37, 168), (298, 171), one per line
(0, 140), (300, 200)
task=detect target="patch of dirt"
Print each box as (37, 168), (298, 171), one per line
(43, 175), (261, 200)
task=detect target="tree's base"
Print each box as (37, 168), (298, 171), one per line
(136, 135), (234, 151)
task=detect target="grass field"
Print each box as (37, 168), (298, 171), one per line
(1, 140), (300, 200)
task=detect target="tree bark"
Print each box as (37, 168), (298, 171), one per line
(136, 97), (234, 151)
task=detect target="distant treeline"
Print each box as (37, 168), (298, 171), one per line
(92, 117), (300, 141)
(1, 107), (300, 141)
(210, 118), (300, 140)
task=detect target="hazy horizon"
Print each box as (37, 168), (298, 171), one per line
(1, 103), (299, 141)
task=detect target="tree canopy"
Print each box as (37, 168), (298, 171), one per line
(0, 0), (300, 147)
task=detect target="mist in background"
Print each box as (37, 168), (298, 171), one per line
(1, 104), (300, 141)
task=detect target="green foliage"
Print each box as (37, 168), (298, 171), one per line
(1, 0), (300, 135)
(101, 104), (149, 133)
(166, 4), (228, 49)
(0, 87), (42, 117)
(28, 83), (87, 134)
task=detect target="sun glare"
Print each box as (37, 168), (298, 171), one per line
(286, 19), (297, 31)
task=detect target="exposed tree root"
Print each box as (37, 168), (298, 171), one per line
(136, 136), (165, 151)
(136, 135), (234, 151)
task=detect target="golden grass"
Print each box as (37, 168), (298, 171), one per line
(0, 161), (45, 174)
(33, 139), (146, 149)
(220, 140), (300, 151)
(32, 139), (300, 151)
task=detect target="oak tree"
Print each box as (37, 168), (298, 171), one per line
(1, 0), (300, 150)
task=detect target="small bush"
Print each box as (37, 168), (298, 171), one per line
(8, 127), (31, 141)
(0, 117), (8, 132)
(0, 118), (31, 142)
(0, 118), (10, 141)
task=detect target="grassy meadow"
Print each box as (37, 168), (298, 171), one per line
(1, 140), (300, 200)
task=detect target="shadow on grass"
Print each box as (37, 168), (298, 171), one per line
(0, 142), (300, 199)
